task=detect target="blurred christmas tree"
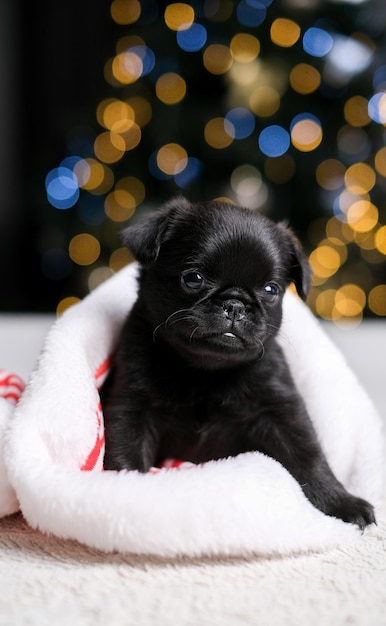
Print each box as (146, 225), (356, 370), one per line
(42, 0), (386, 324)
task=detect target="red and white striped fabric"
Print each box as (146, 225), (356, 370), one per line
(0, 370), (25, 406)
(82, 356), (195, 473)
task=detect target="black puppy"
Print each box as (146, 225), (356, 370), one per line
(103, 197), (375, 529)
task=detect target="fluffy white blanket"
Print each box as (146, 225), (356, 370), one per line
(0, 263), (383, 558)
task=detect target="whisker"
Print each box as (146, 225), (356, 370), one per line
(165, 308), (191, 327)
(152, 322), (165, 342)
(189, 327), (200, 342)
(255, 337), (266, 361)
(153, 308), (193, 342)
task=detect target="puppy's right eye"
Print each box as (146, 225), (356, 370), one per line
(181, 271), (205, 290)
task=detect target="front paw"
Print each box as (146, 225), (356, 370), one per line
(325, 493), (376, 531)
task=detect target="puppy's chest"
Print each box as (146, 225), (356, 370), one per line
(151, 372), (260, 462)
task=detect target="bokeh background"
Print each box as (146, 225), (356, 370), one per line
(1, 0), (386, 325)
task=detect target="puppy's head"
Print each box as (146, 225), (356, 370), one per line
(122, 197), (311, 369)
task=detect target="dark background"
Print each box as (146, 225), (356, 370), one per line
(0, 0), (114, 310)
(1, 0), (385, 316)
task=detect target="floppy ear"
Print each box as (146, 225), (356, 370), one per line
(278, 224), (312, 301)
(121, 196), (190, 266)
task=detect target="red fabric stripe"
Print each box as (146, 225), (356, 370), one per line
(0, 370), (25, 406)
(3, 392), (21, 403)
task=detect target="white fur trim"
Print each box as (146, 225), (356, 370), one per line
(3, 263), (384, 557)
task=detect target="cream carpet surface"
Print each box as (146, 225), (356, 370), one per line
(0, 314), (385, 625)
(0, 504), (385, 626)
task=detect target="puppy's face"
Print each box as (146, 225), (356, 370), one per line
(123, 197), (311, 369)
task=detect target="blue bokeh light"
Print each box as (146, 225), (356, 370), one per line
(368, 92), (386, 124)
(236, 1), (267, 27)
(130, 45), (155, 76)
(303, 27), (333, 58)
(246, 0), (273, 6)
(225, 108), (255, 140)
(174, 157), (202, 188)
(176, 23), (207, 52)
(60, 155), (82, 171)
(373, 66), (386, 90)
(332, 195), (348, 222)
(46, 167), (80, 209)
(258, 125), (290, 157)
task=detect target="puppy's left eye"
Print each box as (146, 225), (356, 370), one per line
(263, 283), (280, 302)
(182, 271), (205, 290)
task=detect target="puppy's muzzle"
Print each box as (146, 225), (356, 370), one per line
(222, 299), (246, 322)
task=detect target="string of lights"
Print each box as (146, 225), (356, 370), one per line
(44, 0), (386, 325)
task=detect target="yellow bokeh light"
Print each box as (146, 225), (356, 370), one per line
(249, 86), (280, 117)
(105, 190), (136, 222)
(127, 96), (152, 127)
(155, 73), (187, 105)
(351, 230), (375, 251)
(344, 95), (370, 127)
(347, 200), (378, 233)
(203, 44), (233, 75)
(325, 237), (347, 263)
(118, 123), (142, 151)
(309, 245), (341, 280)
(109, 131), (127, 151)
(324, 217), (358, 245)
(316, 159), (345, 190)
(74, 159), (114, 195)
(96, 98), (135, 132)
(270, 18), (301, 47)
(94, 132), (125, 164)
(109, 247), (134, 272)
(164, 3), (194, 30)
(368, 285), (386, 316)
(291, 119), (322, 152)
(56, 296), (81, 317)
(157, 143), (188, 175)
(344, 162), (376, 194)
(104, 58), (120, 88)
(375, 225), (386, 254)
(290, 64), (321, 95)
(111, 0), (141, 25)
(116, 176), (145, 206)
(325, 217), (342, 240)
(335, 284), (366, 317)
(69, 234), (101, 266)
(204, 118), (233, 149)
(338, 190), (368, 215)
(337, 221), (356, 243)
(112, 51), (142, 85)
(315, 289), (337, 320)
(230, 34), (260, 63)
(228, 62), (260, 87)
(374, 146), (386, 177)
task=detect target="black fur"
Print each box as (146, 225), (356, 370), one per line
(102, 197), (375, 530)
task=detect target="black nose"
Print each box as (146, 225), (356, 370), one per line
(222, 299), (246, 321)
